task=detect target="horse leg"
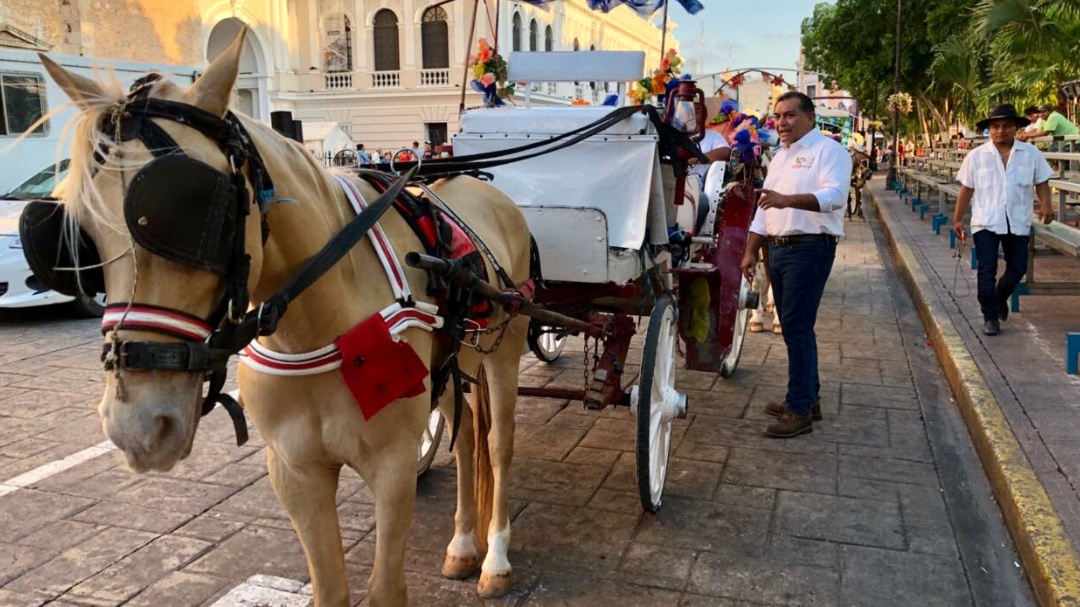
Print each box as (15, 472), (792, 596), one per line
(441, 397), (483, 579)
(365, 439), (419, 607)
(750, 260), (766, 332)
(266, 447), (350, 607)
(476, 327), (525, 598)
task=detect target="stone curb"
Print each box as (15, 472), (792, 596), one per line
(868, 185), (1080, 607)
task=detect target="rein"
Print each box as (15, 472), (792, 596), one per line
(395, 104), (708, 180)
(96, 80), (414, 445)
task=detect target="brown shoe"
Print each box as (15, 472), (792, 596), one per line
(765, 412), (813, 438)
(763, 400), (822, 421)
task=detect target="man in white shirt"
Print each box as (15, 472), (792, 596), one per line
(952, 103), (1054, 336)
(687, 128), (732, 185)
(738, 92), (851, 438)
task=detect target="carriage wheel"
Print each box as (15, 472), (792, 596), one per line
(631, 299), (686, 512)
(719, 275), (753, 378)
(416, 409), (445, 477)
(527, 322), (567, 363)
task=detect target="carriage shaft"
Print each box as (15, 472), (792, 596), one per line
(405, 252), (605, 337)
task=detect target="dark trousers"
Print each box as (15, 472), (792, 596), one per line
(768, 239), (837, 416)
(973, 230), (1028, 321)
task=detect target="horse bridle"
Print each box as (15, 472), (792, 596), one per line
(85, 76), (411, 445)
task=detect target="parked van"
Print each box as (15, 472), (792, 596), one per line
(0, 48), (198, 193)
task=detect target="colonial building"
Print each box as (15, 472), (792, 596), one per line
(0, 0), (674, 153)
(795, 50), (853, 112)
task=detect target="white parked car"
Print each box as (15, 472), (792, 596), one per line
(0, 160), (105, 317)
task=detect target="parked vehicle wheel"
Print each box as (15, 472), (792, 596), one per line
(632, 298), (686, 512)
(527, 322), (566, 363)
(719, 276), (752, 378)
(417, 409), (445, 478)
(71, 293), (106, 318)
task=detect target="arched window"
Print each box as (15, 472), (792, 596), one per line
(529, 19), (539, 52)
(512, 13), (522, 52)
(544, 25), (553, 51)
(373, 9), (400, 71)
(322, 14), (352, 72)
(421, 6), (449, 68)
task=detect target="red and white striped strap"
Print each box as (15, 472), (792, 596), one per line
(334, 174), (410, 302)
(101, 304), (213, 341)
(239, 301), (443, 376)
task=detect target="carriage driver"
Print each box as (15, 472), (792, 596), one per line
(739, 92), (852, 438)
(686, 127), (732, 192)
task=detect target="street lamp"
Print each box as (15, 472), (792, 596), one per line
(886, 0), (902, 185)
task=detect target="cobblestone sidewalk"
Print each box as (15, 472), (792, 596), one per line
(0, 217), (1032, 606)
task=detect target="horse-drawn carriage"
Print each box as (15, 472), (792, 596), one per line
(409, 49), (760, 512)
(18, 31), (760, 607)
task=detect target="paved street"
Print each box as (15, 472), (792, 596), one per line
(870, 175), (1080, 598)
(0, 216), (1035, 607)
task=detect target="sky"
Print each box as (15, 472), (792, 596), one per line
(669, 0), (824, 81)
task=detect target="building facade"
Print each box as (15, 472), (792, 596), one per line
(795, 50), (854, 113)
(0, 0), (674, 154)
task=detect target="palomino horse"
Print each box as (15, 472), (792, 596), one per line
(38, 30), (529, 607)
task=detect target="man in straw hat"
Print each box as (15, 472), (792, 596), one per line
(952, 103), (1054, 336)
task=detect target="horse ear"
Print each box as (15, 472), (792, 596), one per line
(38, 53), (105, 109)
(185, 28), (246, 117)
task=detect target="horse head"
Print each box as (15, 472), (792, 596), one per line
(34, 30), (266, 472)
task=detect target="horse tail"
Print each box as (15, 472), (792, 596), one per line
(473, 363), (494, 554)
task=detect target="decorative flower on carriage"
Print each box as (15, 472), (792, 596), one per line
(469, 38), (514, 107)
(887, 92), (914, 115)
(629, 48), (683, 105)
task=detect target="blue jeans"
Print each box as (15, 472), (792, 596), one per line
(973, 230), (1028, 321)
(768, 239), (837, 416)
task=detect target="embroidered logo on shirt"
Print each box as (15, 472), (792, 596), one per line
(791, 156), (815, 169)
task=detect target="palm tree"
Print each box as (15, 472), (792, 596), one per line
(971, 0), (1080, 103)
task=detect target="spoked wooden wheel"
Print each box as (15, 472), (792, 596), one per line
(719, 275), (754, 378)
(631, 299), (687, 512)
(527, 322), (567, 363)
(416, 409), (445, 477)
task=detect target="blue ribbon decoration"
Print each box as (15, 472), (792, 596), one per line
(585, 0), (704, 16)
(470, 79), (505, 107)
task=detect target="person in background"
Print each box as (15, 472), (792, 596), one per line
(1021, 106), (1043, 136)
(739, 91), (851, 438)
(412, 141), (423, 159)
(952, 104), (1054, 336)
(356, 143), (371, 165)
(686, 128), (732, 190)
(1019, 104), (1079, 147)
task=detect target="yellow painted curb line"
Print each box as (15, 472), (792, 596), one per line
(869, 187), (1080, 607)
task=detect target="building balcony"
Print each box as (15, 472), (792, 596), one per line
(419, 68), (451, 87)
(372, 70), (401, 89)
(324, 72), (353, 90)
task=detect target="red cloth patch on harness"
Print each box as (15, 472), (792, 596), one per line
(334, 315), (428, 420)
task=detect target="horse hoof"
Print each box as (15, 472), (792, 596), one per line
(478, 569), (513, 598)
(749, 322), (764, 333)
(442, 554), (481, 580)
(772, 324), (782, 334)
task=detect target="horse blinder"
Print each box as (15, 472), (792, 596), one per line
(18, 200), (106, 297)
(124, 155), (238, 275)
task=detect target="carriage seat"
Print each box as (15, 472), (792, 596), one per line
(507, 50), (645, 108)
(458, 106), (650, 137)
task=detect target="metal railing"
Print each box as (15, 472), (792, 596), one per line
(372, 71), (401, 89)
(419, 68), (450, 87)
(324, 73), (353, 90)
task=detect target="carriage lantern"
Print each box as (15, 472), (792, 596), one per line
(665, 78), (706, 208)
(666, 78), (706, 135)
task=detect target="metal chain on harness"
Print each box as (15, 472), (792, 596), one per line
(463, 312), (516, 355)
